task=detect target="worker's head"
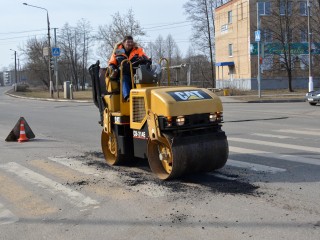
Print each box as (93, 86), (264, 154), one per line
(123, 35), (134, 51)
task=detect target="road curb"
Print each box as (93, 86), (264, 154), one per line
(245, 99), (305, 103)
(221, 96), (306, 103)
(5, 90), (93, 103)
(5, 89), (305, 104)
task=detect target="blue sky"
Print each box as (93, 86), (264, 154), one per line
(0, 0), (192, 69)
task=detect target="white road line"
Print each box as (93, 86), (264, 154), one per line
(0, 202), (19, 225)
(48, 157), (101, 177)
(228, 137), (320, 153)
(227, 159), (286, 173)
(0, 162), (99, 208)
(48, 157), (168, 198)
(251, 133), (295, 139)
(275, 129), (320, 136)
(210, 173), (238, 181)
(230, 146), (320, 166)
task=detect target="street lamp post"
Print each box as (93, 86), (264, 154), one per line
(307, 0), (313, 92)
(9, 49), (17, 85)
(23, 2), (53, 97)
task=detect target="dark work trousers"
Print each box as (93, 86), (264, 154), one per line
(122, 74), (131, 100)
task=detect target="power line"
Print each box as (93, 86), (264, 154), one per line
(0, 34), (47, 41)
(0, 29), (46, 35)
(143, 24), (192, 32)
(142, 21), (192, 30)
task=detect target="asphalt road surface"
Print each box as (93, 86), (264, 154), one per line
(0, 86), (319, 240)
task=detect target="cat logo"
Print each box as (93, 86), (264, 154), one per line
(168, 90), (212, 101)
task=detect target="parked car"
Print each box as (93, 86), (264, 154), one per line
(305, 89), (320, 106)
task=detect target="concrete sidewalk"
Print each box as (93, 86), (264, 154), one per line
(220, 94), (306, 103)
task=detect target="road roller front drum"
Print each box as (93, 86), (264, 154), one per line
(148, 132), (229, 180)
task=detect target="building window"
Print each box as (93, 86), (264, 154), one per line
(228, 11), (232, 24)
(228, 44), (233, 57)
(221, 24), (228, 34)
(261, 55), (274, 71)
(282, 29), (293, 43)
(263, 29), (273, 42)
(238, 3), (243, 20)
(300, 29), (308, 42)
(280, 1), (292, 15)
(258, 2), (271, 15)
(299, 54), (309, 69)
(300, 1), (307, 16)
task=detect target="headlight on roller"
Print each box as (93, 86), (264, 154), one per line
(209, 112), (223, 123)
(166, 116), (173, 127)
(176, 116), (185, 126)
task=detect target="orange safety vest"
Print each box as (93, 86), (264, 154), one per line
(109, 43), (148, 67)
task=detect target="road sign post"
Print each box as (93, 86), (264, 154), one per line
(52, 44), (60, 98)
(52, 48), (60, 57)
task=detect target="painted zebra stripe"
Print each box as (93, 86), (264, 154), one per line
(230, 146), (320, 166)
(227, 159), (286, 173)
(251, 133), (295, 139)
(275, 129), (320, 136)
(0, 162), (99, 208)
(228, 137), (320, 153)
(0, 203), (18, 225)
(48, 157), (101, 176)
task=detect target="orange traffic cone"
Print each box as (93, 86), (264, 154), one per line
(18, 120), (29, 143)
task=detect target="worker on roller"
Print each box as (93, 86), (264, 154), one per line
(108, 35), (151, 101)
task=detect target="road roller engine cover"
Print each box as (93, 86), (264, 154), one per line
(89, 58), (229, 180)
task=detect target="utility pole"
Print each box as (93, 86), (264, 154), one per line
(257, 1), (261, 98)
(204, 0), (215, 88)
(10, 49), (17, 84)
(18, 58), (20, 82)
(53, 28), (59, 98)
(307, 0), (314, 92)
(82, 32), (86, 91)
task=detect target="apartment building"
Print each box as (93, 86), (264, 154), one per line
(214, 0), (320, 90)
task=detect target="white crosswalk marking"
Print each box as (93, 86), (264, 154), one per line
(227, 159), (286, 173)
(48, 157), (169, 198)
(251, 133), (295, 139)
(230, 146), (320, 166)
(275, 129), (320, 136)
(210, 173), (237, 181)
(0, 162), (99, 208)
(228, 137), (320, 153)
(0, 202), (18, 225)
(48, 157), (101, 176)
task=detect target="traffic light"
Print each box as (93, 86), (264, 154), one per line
(50, 57), (55, 72)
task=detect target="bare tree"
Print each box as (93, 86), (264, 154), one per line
(263, 0), (306, 92)
(184, 0), (216, 87)
(311, 0), (320, 68)
(153, 35), (166, 62)
(164, 34), (182, 66)
(97, 9), (145, 61)
(76, 18), (93, 90)
(58, 23), (83, 90)
(185, 46), (212, 87)
(22, 37), (50, 88)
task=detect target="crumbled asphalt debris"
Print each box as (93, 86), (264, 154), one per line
(66, 180), (89, 186)
(170, 213), (188, 224)
(180, 173), (260, 196)
(66, 153), (262, 197)
(85, 160), (110, 170)
(82, 151), (104, 160)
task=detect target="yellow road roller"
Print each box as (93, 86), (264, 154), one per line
(89, 59), (228, 180)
